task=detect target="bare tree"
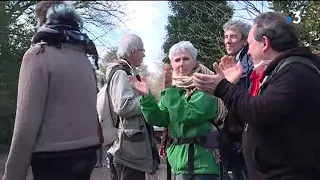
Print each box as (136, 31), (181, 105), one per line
(70, 1), (129, 47)
(15, 1), (129, 48)
(229, 1), (271, 21)
(148, 60), (167, 100)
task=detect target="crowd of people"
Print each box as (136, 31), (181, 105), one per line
(2, 1), (320, 180)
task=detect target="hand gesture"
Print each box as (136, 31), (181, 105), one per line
(128, 75), (150, 96)
(192, 63), (225, 94)
(163, 64), (172, 88)
(219, 55), (243, 84)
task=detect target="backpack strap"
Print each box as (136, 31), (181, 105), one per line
(168, 120), (221, 180)
(259, 56), (319, 94)
(104, 64), (131, 127)
(278, 57), (319, 75)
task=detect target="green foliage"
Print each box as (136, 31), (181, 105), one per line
(0, 1), (37, 145)
(271, 0), (320, 51)
(162, 1), (234, 69)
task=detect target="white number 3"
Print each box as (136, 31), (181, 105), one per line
(293, 11), (301, 24)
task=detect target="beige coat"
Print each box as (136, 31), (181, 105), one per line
(105, 60), (159, 174)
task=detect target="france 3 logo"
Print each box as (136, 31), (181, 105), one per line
(287, 11), (301, 24)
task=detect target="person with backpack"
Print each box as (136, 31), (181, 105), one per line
(193, 12), (320, 180)
(97, 34), (159, 180)
(128, 41), (228, 180)
(2, 1), (102, 180)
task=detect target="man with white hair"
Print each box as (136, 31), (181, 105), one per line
(102, 34), (159, 180)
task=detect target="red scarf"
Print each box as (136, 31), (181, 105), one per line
(249, 70), (266, 96)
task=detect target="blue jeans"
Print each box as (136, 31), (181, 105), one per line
(176, 174), (220, 180)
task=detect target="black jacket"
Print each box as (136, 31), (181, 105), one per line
(215, 47), (320, 180)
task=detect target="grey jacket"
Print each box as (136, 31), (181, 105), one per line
(2, 43), (101, 180)
(106, 60), (159, 173)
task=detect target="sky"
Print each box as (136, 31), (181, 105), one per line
(94, 1), (271, 75)
(94, 1), (171, 75)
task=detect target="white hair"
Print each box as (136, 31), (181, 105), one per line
(117, 34), (144, 60)
(169, 41), (198, 61)
(223, 20), (251, 40)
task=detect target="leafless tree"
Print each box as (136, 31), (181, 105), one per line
(70, 1), (129, 47)
(149, 60), (166, 99)
(229, 1), (271, 21)
(14, 1), (129, 48)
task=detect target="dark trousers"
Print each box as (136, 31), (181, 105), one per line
(31, 147), (98, 180)
(231, 166), (248, 180)
(167, 157), (172, 180)
(113, 158), (145, 180)
(106, 153), (119, 180)
(227, 156), (249, 180)
(95, 147), (103, 167)
(224, 144), (248, 180)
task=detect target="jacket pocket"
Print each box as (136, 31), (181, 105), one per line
(119, 129), (149, 159)
(123, 129), (145, 142)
